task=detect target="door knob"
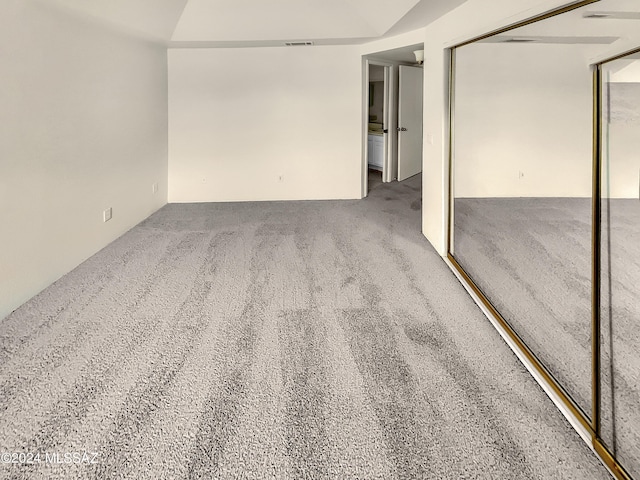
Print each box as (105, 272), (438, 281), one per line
(397, 127), (407, 131)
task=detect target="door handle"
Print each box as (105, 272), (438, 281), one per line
(383, 129), (388, 133)
(397, 127), (407, 131)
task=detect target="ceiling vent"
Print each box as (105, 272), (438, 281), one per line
(583, 11), (640, 19)
(504, 38), (537, 43)
(584, 12), (613, 18)
(285, 41), (314, 46)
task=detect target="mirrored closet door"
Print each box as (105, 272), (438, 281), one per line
(447, 1), (640, 478)
(599, 50), (640, 480)
(451, 2), (594, 419)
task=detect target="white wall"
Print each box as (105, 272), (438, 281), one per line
(606, 61), (640, 199)
(0, 0), (168, 320)
(605, 81), (640, 199)
(611, 60), (640, 83)
(454, 43), (593, 198)
(168, 46), (362, 202)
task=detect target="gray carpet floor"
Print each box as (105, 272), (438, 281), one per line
(368, 169), (383, 192)
(454, 196), (639, 479)
(0, 176), (610, 479)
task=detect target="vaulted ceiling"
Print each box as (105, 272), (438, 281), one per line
(39, 0), (467, 46)
(172, 0), (421, 42)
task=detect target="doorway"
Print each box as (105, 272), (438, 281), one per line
(365, 62), (391, 194)
(362, 44), (424, 197)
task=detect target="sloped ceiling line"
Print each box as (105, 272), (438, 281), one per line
(35, 0), (469, 47)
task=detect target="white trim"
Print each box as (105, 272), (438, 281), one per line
(362, 57), (370, 198)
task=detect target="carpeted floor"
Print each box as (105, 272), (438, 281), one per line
(0, 176), (610, 479)
(368, 168), (383, 192)
(454, 196), (639, 479)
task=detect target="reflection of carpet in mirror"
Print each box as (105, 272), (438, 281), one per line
(599, 198), (640, 477)
(453, 196), (640, 477)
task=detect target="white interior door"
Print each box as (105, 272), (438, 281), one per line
(397, 65), (423, 181)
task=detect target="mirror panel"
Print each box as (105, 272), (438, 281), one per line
(600, 51), (640, 478)
(450, 0), (640, 475)
(452, 6), (596, 416)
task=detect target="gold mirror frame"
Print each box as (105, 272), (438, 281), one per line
(446, 1), (638, 478)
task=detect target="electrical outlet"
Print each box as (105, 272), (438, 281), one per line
(103, 207), (112, 222)
(278, 174), (285, 182)
(152, 183), (158, 194)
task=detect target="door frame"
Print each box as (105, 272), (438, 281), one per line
(362, 59), (394, 197)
